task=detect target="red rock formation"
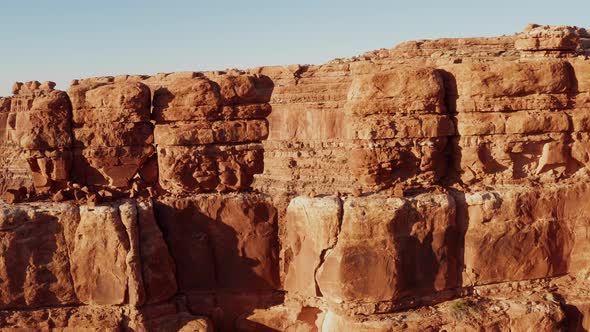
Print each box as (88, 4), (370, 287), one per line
(1, 24), (590, 331)
(68, 77), (154, 187)
(244, 23), (590, 331)
(147, 72), (271, 194)
(10, 81), (72, 194)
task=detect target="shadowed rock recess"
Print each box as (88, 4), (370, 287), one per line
(1, 24), (590, 331)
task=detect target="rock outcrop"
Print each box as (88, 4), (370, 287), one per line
(68, 77), (154, 188)
(0, 24), (590, 331)
(146, 72), (272, 194)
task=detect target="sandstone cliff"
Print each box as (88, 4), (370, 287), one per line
(0, 24), (590, 331)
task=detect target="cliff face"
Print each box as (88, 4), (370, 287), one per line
(0, 24), (590, 331)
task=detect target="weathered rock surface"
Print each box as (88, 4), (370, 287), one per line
(147, 72), (272, 194)
(7, 81), (72, 193)
(0, 95), (31, 193)
(0, 202), (78, 309)
(68, 77), (154, 188)
(1, 24), (590, 331)
(154, 193), (279, 291)
(242, 23), (590, 331)
(0, 199), (174, 308)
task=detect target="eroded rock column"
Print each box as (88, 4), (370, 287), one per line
(144, 71), (278, 330)
(345, 64), (453, 193)
(10, 81), (72, 194)
(67, 77), (154, 188)
(148, 71), (272, 194)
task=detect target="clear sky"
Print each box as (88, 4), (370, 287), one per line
(0, 0), (588, 95)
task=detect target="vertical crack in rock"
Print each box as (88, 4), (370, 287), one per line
(136, 199), (177, 304)
(119, 200), (146, 307)
(63, 204), (82, 305)
(313, 196), (343, 297)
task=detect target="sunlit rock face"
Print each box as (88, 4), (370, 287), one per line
(1, 24), (590, 331)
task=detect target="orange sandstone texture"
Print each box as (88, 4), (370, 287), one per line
(0, 24), (589, 331)
(68, 77), (154, 187)
(9, 81), (72, 193)
(147, 72), (272, 194)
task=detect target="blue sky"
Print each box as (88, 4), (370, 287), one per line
(0, 0), (588, 95)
